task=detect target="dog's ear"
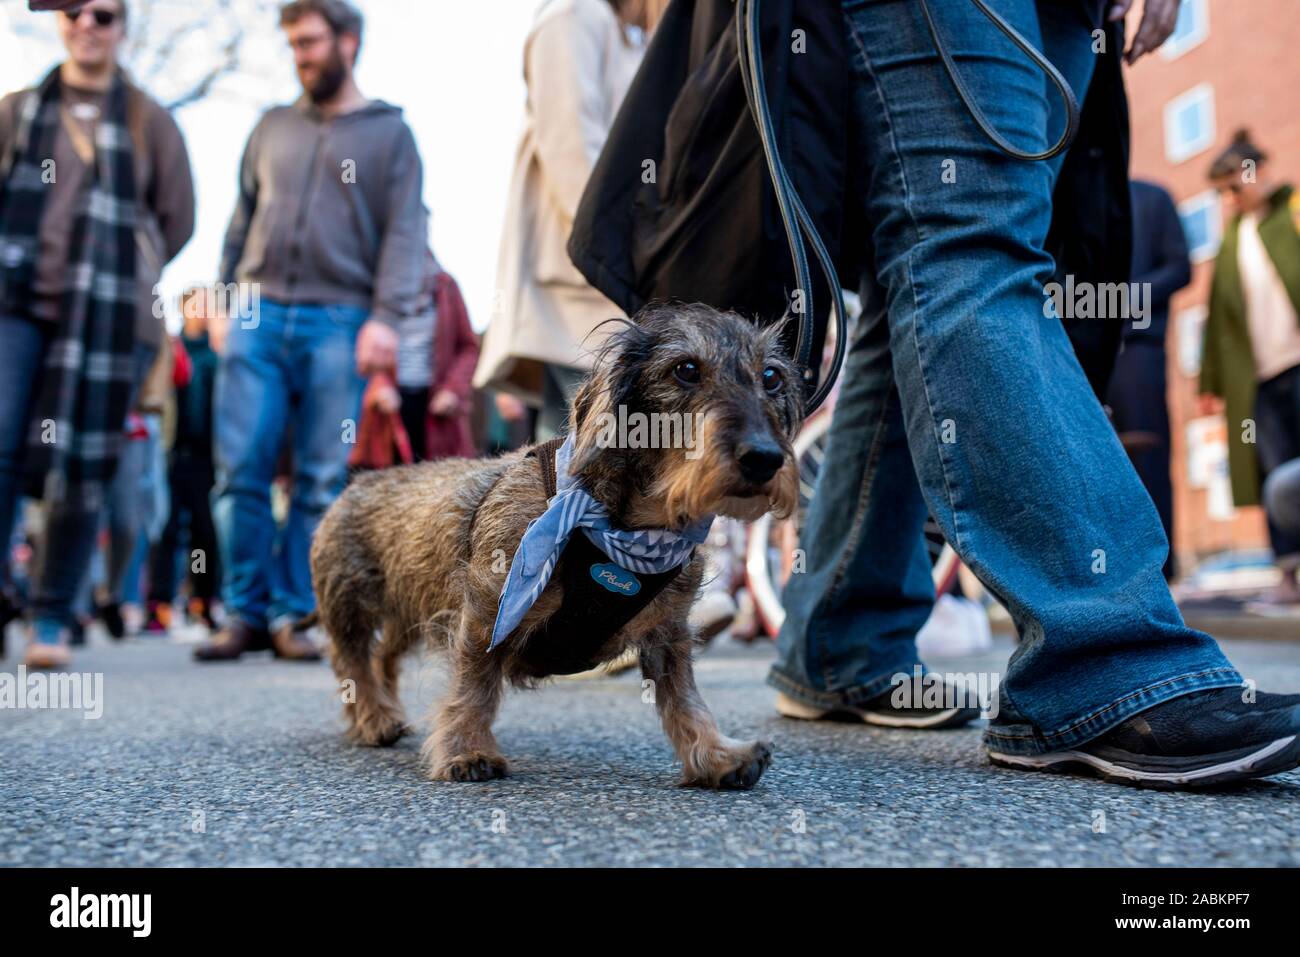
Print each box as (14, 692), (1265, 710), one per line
(569, 371), (610, 474)
(570, 319), (656, 470)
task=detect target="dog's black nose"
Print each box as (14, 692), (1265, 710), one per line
(737, 441), (784, 485)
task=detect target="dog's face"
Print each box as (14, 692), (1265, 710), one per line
(570, 303), (804, 528)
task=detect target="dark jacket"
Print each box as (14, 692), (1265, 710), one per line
(1124, 179), (1191, 345)
(174, 331), (218, 462)
(569, 0), (1132, 398)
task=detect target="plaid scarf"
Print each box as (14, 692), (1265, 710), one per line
(489, 434), (714, 651)
(0, 67), (139, 510)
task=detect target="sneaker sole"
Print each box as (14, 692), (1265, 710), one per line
(776, 693), (979, 730)
(987, 734), (1300, 789)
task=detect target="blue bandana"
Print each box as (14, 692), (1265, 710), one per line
(488, 435), (714, 651)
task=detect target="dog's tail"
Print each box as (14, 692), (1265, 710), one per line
(292, 611), (321, 632)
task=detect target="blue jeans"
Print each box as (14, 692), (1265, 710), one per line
(0, 315), (50, 591)
(92, 411), (167, 605)
(770, 0), (1241, 755)
(14, 333), (157, 641)
(212, 299), (367, 631)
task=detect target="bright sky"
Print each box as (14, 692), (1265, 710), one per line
(0, 0), (540, 332)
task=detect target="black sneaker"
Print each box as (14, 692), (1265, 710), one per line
(775, 687), (981, 730)
(96, 600), (126, 640)
(987, 687), (1300, 789)
(0, 588), (20, 631)
(0, 588), (19, 658)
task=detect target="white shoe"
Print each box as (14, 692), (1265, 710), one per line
(689, 591), (737, 642)
(916, 595), (993, 659)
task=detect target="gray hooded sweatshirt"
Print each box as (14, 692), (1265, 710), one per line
(220, 97), (425, 327)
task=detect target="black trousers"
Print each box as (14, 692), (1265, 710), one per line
(399, 388), (428, 463)
(1255, 364), (1300, 563)
(149, 454), (220, 603)
(1106, 339), (1175, 579)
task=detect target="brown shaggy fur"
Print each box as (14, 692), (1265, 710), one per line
(310, 303), (803, 788)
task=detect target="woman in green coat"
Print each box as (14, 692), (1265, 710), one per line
(1199, 130), (1300, 603)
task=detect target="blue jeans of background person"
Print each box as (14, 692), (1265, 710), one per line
(0, 315), (50, 592)
(95, 411), (168, 605)
(770, 0), (1240, 755)
(212, 300), (367, 632)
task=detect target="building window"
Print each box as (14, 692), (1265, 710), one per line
(1179, 189), (1222, 263)
(1161, 0), (1209, 60)
(1164, 83), (1215, 164)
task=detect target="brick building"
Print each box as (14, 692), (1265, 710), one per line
(1123, 0), (1300, 565)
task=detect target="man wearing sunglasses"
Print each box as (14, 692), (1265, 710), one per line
(0, 0), (196, 668)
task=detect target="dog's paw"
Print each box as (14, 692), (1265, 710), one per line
(348, 718), (412, 748)
(430, 752), (510, 783)
(685, 740), (773, 790)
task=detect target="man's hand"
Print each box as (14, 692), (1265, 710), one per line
(495, 392), (527, 423)
(429, 388), (460, 418)
(208, 314), (231, 356)
(355, 319), (398, 378)
(368, 380), (401, 415)
(1196, 393), (1225, 417)
(1108, 0), (1182, 64)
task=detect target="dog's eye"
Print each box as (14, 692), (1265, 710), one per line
(673, 360), (702, 386)
(762, 366), (783, 392)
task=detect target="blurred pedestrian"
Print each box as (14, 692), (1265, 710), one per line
(352, 250), (479, 470)
(0, 0), (195, 668)
(1199, 130), (1300, 606)
(1106, 179), (1191, 580)
(474, 0), (667, 438)
(195, 0), (426, 662)
(95, 339), (177, 638)
(146, 287), (224, 634)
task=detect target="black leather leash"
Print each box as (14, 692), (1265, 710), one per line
(919, 0), (1081, 162)
(734, 0), (1082, 415)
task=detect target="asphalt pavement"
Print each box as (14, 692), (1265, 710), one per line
(2, 626), (1298, 867)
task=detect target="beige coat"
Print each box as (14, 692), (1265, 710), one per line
(474, 0), (645, 404)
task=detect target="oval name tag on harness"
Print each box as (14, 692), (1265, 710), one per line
(591, 562), (641, 596)
(513, 438), (686, 678)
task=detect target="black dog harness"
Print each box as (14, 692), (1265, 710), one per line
(511, 438), (686, 678)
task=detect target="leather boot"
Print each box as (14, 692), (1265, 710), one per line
(193, 620), (269, 662)
(271, 623), (322, 661)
